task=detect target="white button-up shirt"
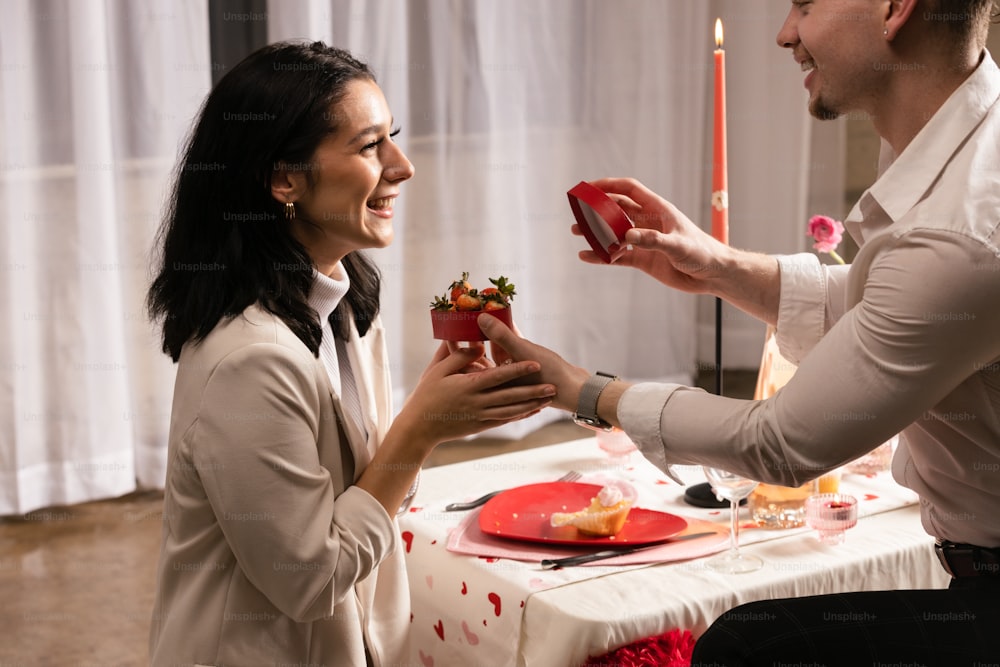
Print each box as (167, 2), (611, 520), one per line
(621, 51), (1000, 547)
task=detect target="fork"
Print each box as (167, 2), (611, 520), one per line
(444, 470), (582, 511)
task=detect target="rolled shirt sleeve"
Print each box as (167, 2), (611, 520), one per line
(774, 253), (851, 364)
(620, 231), (1000, 491)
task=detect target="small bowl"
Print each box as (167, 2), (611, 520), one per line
(430, 307), (513, 341)
(805, 493), (858, 545)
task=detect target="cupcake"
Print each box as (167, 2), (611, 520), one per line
(550, 483), (635, 537)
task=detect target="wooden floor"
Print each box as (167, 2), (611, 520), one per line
(0, 370), (756, 665)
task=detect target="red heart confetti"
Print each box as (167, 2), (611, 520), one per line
(401, 531), (414, 553)
(488, 592), (502, 616)
(434, 619), (444, 640)
(461, 620), (480, 646)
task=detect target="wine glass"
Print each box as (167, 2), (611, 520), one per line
(702, 467), (763, 573)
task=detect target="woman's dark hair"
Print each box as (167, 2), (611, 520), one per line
(147, 41), (381, 361)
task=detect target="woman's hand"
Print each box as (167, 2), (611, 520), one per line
(361, 343), (553, 515)
(423, 341), (494, 375)
(398, 345), (556, 446)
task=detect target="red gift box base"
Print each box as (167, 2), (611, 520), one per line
(430, 308), (513, 341)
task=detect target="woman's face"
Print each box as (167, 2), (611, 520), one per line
(290, 78), (414, 272)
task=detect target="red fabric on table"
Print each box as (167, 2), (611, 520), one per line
(581, 628), (695, 667)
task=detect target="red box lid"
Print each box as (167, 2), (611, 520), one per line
(567, 181), (634, 264)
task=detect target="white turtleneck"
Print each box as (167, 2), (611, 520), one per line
(307, 265), (368, 450)
(307, 263), (417, 513)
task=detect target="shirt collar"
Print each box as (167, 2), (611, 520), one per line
(846, 50), (1000, 229)
(308, 263), (350, 325)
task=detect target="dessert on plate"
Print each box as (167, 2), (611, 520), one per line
(550, 482), (636, 537)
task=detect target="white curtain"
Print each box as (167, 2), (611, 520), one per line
(0, 0), (209, 515)
(0, 0), (840, 514)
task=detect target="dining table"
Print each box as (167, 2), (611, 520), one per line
(397, 436), (950, 667)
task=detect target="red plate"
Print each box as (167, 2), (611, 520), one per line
(478, 482), (687, 545)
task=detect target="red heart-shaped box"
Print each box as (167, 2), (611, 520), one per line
(567, 181), (634, 264)
(430, 307), (513, 341)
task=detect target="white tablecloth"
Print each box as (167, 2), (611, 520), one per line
(398, 437), (949, 667)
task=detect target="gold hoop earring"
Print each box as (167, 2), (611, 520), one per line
(285, 202), (296, 220)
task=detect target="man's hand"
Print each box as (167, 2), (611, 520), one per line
(477, 314), (591, 414)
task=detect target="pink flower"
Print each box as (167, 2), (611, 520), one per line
(808, 215), (844, 253)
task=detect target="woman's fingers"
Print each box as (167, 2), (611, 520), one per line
(476, 398), (553, 422)
(464, 359), (542, 391)
(429, 346), (484, 377)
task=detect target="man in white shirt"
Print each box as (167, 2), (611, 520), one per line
(481, 0), (1000, 663)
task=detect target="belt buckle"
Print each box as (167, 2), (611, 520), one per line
(934, 540), (958, 577)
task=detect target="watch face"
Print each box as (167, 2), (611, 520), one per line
(573, 416), (613, 432)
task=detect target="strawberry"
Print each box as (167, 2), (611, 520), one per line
(486, 276), (516, 303)
(455, 293), (483, 311)
(431, 272), (516, 313)
(449, 271), (473, 302)
(430, 294), (455, 311)
(483, 299), (508, 311)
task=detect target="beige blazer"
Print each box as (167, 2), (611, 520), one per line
(149, 304), (410, 666)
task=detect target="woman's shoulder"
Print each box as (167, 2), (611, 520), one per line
(179, 304), (315, 371)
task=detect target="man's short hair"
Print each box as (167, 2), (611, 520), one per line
(924, 0), (997, 38)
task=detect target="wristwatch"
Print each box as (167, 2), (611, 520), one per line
(573, 371), (617, 431)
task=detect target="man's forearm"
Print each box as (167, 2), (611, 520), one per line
(710, 247), (781, 327)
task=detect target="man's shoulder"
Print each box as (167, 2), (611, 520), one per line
(925, 108), (1000, 241)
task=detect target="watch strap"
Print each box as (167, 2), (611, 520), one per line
(574, 371), (617, 429)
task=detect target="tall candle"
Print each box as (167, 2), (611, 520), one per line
(712, 18), (729, 245)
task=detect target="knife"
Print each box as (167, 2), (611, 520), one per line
(539, 531), (718, 569)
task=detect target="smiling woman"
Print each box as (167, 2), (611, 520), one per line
(144, 41), (554, 666)
(271, 78), (414, 276)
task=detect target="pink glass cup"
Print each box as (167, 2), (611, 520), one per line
(805, 493), (858, 545)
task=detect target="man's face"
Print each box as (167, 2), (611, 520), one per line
(776, 0), (887, 120)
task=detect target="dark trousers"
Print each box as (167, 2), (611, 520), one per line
(691, 577), (1000, 667)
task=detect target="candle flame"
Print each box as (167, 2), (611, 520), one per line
(715, 18), (724, 49)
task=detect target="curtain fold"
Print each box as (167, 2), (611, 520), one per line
(0, 0), (210, 515)
(0, 0), (832, 513)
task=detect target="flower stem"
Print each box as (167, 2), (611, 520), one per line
(829, 250), (845, 265)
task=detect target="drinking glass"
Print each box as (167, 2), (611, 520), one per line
(595, 427), (637, 464)
(702, 467), (763, 573)
(805, 493), (858, 545)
